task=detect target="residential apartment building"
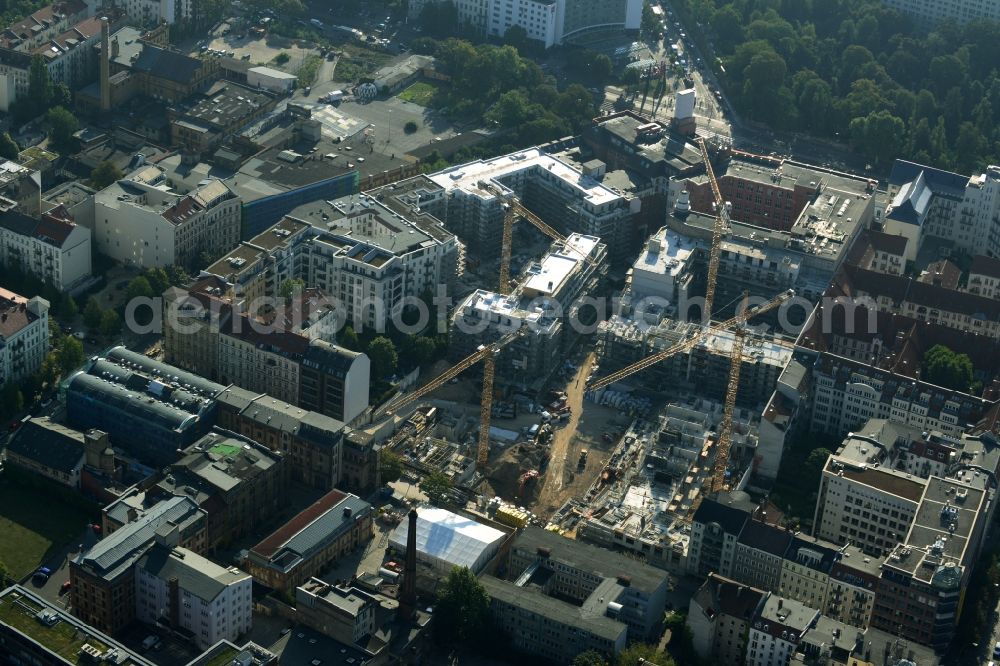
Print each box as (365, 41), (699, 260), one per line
(34, 14), (107, 89)
(135, 542), (252, 650)
(299, 340), (369, 423)
(688, 495), (885, 631)
(4, 417), (85, 488)
(93, 169), (240, 268)
(968, 254), (1000, 299)
(824, 551), (881, 630)
(410, 0), (640, 47)
(0, 287), (49, 386)
(777, 535), (840, 612)
(200, 182), (461, 335)
(164, 278), (370, 424)
(730, 520), (793, 593)
(0, 586), (155, 666)
(0, 0), (91, 52)
(119, 0), (191, 25)
(886, 159), (1000, 261)
(687, 574), (937, 666)
(688, 574), (766, 665)
(686, 497), (752, 578)
(243, 489), (373, 592)
(0, 160), (42, 218)
(450, 233), (607, 386)
(746, 594), (818, 666)
(507, 527), (670, 642)
(424, 147), (637, 264)
(870, 476), (993, 652)
(0, 205), (92, 291)
(70, 496), (206, 634)
(883, 0), (1000, 26)
(836, 263), (1000, 341)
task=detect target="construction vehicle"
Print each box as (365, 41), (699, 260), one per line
(587, 289), (794, 517)
(476, 180), (599, 294)
(697, 137), (730, 323)
(518, 469), (539, 496)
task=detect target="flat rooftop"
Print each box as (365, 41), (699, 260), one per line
(0, 586), (154, 665)
(428, 147), (626, 208)
(826, 456), (926, 503)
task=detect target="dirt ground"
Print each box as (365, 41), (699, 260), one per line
(482, 352), (631, 518)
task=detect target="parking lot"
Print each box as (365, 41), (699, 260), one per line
(198, 32), (319, 71)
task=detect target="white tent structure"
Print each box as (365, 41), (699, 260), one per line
(389, 506), (506, 575)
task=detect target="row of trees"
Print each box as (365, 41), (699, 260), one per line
(673, 0), (1000, 172)
(0, 320), (85, 421)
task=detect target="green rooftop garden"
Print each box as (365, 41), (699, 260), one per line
(0, 591), (108, 663)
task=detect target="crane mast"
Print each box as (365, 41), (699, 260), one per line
(698, 138), (730, 323)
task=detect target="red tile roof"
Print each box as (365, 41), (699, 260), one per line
(251, 489), (347, 558)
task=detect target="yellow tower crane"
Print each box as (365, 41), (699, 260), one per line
(697, 137), (731, 323)
(477, 180), (599, 293)
(588, 289), (794, 515)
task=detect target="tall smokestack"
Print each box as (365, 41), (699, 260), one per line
(398, 508), (418, 620)
(99, 17), (111, 112)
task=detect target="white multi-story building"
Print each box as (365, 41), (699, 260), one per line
(0, 205), (91, 291)
(410, 0), (639, 47)
(0, 287), (49, 386)
(746, 595), (818, 666)
(813, 451), (925, 556)
(424, 145), (638, 263)
(136, 543), (252, 650)
(93, 168), (240, 268)
(883, 0), (1000, 25)
(118, 0), (191, 25)
(967, 253), (1000, 299)
(0, 0), (93, 52)
(887, 160), (1000, 261)
(488, 0), (559, 47)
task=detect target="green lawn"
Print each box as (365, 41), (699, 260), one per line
(0, 593), (108, 660)
(398, 81), (440, 107)
(0, 472), (96, 580)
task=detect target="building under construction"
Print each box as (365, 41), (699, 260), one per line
(450, 233), (608, 388)
(595, 314), (792, 407)
(555, 399), (762, 573)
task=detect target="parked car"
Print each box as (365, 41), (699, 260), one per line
(33, 567), (51, 583)
(60, 580), (72, 594)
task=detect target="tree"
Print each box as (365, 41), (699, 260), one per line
(367, 336), (398, 381)
(45, 106), (79, 152)
(0, 133), (18, 160)
(90, 160), (124, 189)
(58, 293), (77, 319)
(379, 449), (403, 484)
(125, 276), (154, 301)
(403, 120), (418, 134)
(165, 265), (189, 287)
(923, 344), (974, 391)
(573, 650), (609, 666)
(144, 267), (171, 294)
(58, 336), (84, 373)
(805, 448), (834, 483)
(339, 325), (360, 351)
(278, 278), (305, 302)
(407, 335), (437, 366)
(420, 471), (453, 503)
(711, 6), (743, 53)
(99, 309), (121, 337)
(640, 0), (660, 39)
(83, 297), (103, 330)
(433, 566), (490, 645)
(28, 55), (53, 112)
(616, 643), (672, 666)
(0, 382), (23, 419)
